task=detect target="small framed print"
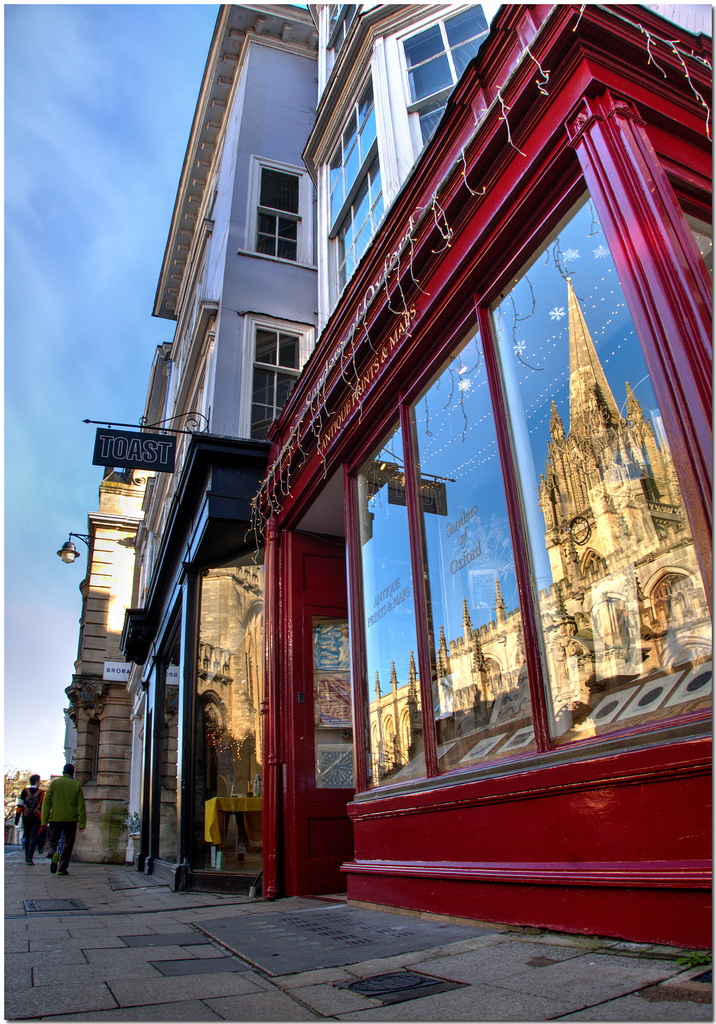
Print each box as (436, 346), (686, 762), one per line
(316, 745), (355, 788)
(315, 675), (352, 726)
(663, 662), (712, 709)
(587, 685), (640, 726)
(500, 726), (534, 752)
(617, 676), (678, 721)
(459, 733), (507, 763)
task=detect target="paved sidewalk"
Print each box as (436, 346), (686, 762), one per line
(4, 845), (711, 1021)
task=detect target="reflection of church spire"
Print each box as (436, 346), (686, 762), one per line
(567, 277), (621, 438)
(390, 660), (399, 694)
(437, 625), (449, 678)
(495, 580), (506, 623)
(462, 598), (472, 644)
(407, 650), (420, 706)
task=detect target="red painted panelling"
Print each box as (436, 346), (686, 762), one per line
(351, 774), (711, 863)
(346, 872), (711, 949)
(345, 740), (711, 945)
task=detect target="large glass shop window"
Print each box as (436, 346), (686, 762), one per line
(411, 330), (533, 771)
(357, 424), (425, 786)
(159, 632), (180, 862)
(493, 197), (712, 746)
(194, 559), (264, 874)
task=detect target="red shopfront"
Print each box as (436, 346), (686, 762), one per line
(258, 5), (711, 947)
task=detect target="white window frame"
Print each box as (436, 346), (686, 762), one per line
(327, 4), (357, 55)
(245, 157), (314, 266)
(327, 75), (386, 296)
(238, 314), (314, 438)
(396, 6), (489, 149)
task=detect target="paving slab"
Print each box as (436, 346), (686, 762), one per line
(203, 989), (324, 1020)
(280, 980), (383, 1015)
(44, 998), (224, 1020)
(29, 934), (128, 952)
(408, 938), (586, 984)
(197, 902), (492, 975)
(334, 979), (563, 1020)
(150, 956), (252, 976)
(83, 945), (222, 965)
(105, 969), (268, 1008)
(32, 959), (161, 985)
(186, 944), (229, 959)
(274, 966), (360, 989)
(561, 991), (712, 1020)
(120, 931), (211, 947)
(493, 952), (682, 1011)
(5, 949), (88, 971)
(4, 938), (30, 953)
(4, 980), (119, 1020)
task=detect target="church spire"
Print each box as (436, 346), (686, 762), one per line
(495, 580), (506, 623)
(567, 277), (621, 438)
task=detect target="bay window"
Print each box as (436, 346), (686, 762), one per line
(330, 80), (384, 289)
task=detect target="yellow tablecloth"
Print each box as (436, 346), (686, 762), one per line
(204, 796), (263, 845)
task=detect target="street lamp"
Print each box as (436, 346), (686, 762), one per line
(57, 533), (91, 564)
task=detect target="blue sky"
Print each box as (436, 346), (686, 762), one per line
(5, 4), (219, 781)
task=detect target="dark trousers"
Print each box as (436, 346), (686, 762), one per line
(22, 817), (41, 862)
(47, 822), (78, 872)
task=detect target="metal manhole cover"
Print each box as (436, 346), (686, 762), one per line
(342, 971), (468, 1005)
(24, 898), (87, 913)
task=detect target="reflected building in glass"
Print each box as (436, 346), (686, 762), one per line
(366, 262), (710, 780)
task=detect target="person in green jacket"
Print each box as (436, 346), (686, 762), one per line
(41, 764), (86, 876)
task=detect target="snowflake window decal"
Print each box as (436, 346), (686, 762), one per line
(514, 339), (527, 355)
(549, 306), (566, 321)
(593, 244), (609, 259)
(562, 247), (580, 262)
(458, 378), (472, 392)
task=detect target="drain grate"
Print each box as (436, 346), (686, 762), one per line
(341, 971), (468, 1005)
(24, 898), (87, 913)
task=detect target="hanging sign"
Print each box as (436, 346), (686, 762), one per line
(92, 428), (175, 472)
(103, 661), (131, 682)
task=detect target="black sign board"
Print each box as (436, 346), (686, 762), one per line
(92, 428), (175, 473)
(388, 479), (448, 516)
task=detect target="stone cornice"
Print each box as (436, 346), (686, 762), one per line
(154, 4), (318, 322)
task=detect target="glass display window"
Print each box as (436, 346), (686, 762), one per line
(410, 328), (533, 771)
(492, 196), (711, 747)
(356, 423), (425, 786)
(194, 558), (264, 874)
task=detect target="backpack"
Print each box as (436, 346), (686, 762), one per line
(23, 789), (41, 817)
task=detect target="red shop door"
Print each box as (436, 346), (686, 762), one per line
(283, 532), (355, 896)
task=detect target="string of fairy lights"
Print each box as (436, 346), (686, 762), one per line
(246, 6), (711, 549)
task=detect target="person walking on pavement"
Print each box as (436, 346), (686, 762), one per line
(41, 764), (86, 875)
(15, 774), (44, 864)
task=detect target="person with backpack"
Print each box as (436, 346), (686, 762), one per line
(41, 764), (86, 876)
(15, 775), (44, 865)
